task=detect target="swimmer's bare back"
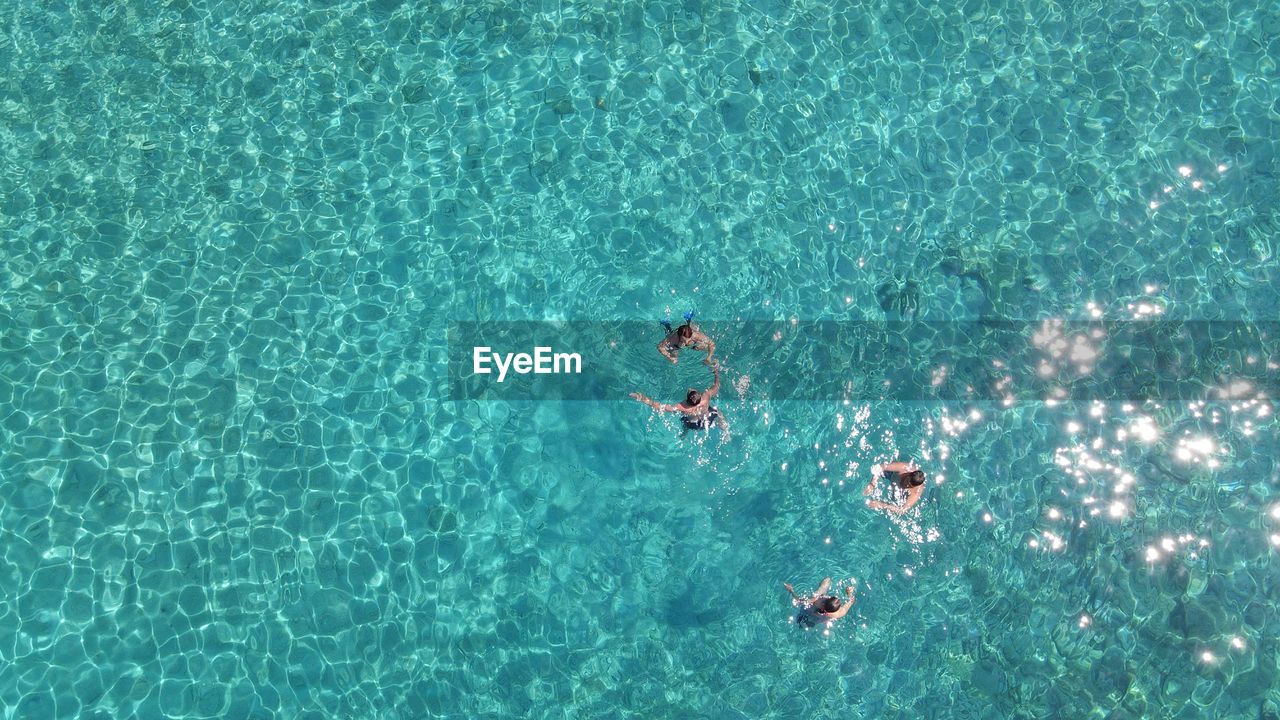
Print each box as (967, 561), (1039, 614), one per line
(630, 362), (726, 434)
(863, 461), (926, 515)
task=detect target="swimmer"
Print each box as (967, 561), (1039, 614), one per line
(630, 360), (727, 432)
(657, 314), (715, 365)
(784, 577), (855, 628)
(862, 461), (927, 515)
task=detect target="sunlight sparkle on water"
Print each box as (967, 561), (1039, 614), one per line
(1127, 301), (1164, 317)
(940, 409), (977, 437)
(1043, 531), (1065, 551)
(1174, 435), (1221, 466)
(1216, 380), (1254, 399)
(1033, 320), (1103, 375)
(1117, 415), (1160, 443)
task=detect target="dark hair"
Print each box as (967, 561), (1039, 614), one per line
(817, 596), (842, 614)
(677, 324), (694, 340)
(686, 389), (701, 405)
(899, 470), (926, 488)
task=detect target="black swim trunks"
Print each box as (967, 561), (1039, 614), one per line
(683, 406), (719, 430)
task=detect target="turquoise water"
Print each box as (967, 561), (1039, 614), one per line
(2, 0), (1279, 717)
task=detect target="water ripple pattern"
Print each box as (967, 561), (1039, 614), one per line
(0, 0), (1277, 718)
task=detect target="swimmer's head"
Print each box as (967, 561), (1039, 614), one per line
(817, 596), (842, 614)
(900, 470), (926, 488)
(686, 389), (702, 405)
(677, 324), (694, 340)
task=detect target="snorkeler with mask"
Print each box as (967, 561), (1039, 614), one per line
(657, 310), (715, 365)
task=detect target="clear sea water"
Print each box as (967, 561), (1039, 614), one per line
(2, 0), (1279, 718)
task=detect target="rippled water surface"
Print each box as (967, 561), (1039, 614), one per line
(2, 0), (1279, 717)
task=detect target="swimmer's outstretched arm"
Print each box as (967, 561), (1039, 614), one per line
(783, 582), (802, 602)
(704, 362), (721, 398)
(862, 467), (881, 496)
(629, 392), (680, 413)
(882, 461), (915, 473)
(695, 330), (716, 365)
(815, 577), (832, 597)
(869, 485), (924, 515)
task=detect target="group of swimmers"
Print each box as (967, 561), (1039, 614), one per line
(628, 313), (726, 432)
(783, 462), (928, 627)
(629, 315), (931, 630)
